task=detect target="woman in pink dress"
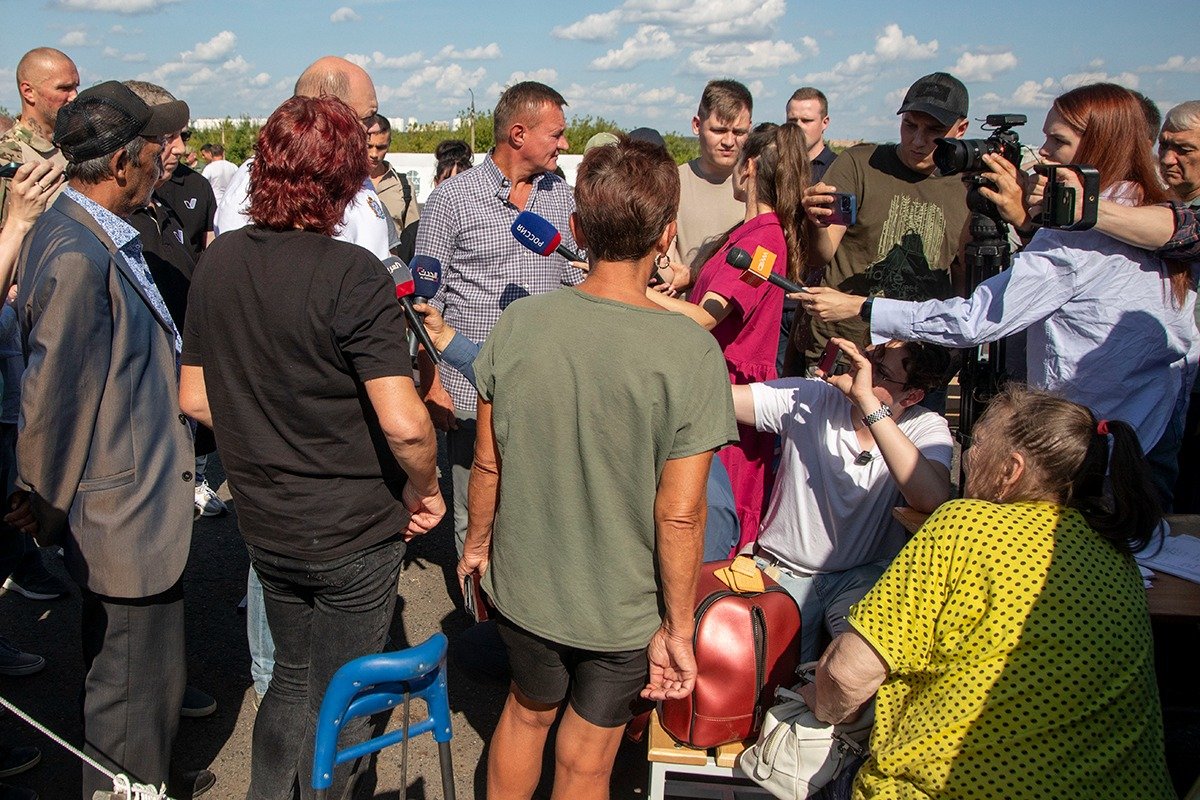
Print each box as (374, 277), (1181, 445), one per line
(650, 123), (810, 551)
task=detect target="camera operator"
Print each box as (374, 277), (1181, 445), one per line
(788, 72), (971, 383)
(799, 83), (1196, 505)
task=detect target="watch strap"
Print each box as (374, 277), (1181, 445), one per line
(863, 404), (892, 427)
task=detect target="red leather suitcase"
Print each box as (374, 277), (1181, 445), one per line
(660, 558), (802, 748)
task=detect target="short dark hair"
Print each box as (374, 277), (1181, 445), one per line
(574, 137), (679, 263)
(787, 87), (828, 118)
(200, 142), (224, 157)
(493, 82), (567, 141)
(897, 340), (952, 392)
(1131, 90), (1162, 143)
(369, 113), (391, 136)
(697, 79), (752, 123)
(248, 96), (368, 236)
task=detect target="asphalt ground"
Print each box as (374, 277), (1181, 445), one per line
(0, 436), (654, 800)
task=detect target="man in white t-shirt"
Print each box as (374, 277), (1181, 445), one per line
(213, 56), (392, 258)
(199, 142), (239, 204)
(732, 338), (953, 661)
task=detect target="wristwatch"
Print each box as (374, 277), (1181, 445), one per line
(862, 404), (892, 427)
(859, 297), (874, 323)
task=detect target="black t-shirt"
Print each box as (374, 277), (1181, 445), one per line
(155, 164), (215, 261)
(129, 198), (195, 329)
(182, 227), (413, 559)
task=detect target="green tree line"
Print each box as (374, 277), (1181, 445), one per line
(187, 111), (700, 165)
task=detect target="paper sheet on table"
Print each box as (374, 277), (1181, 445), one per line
(1136, 530), (1200, 585)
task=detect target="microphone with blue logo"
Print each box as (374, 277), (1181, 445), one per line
(510, 210), (666, 286)
(511, 211), (584, 263)
(383, 256), (440, 363)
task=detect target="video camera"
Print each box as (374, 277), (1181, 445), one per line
(933, 113), (1026, 176)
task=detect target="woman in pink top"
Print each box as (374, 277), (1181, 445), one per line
(651, 123), (811, 551)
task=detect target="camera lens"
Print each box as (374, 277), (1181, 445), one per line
(935, 137), (1011, 175)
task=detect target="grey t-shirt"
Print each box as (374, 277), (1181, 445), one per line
(475, 287), (738, 650)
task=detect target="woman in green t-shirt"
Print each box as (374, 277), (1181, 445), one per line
(799, 386), (1174, 800)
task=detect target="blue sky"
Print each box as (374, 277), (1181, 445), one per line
(2, 0), (1197, 143)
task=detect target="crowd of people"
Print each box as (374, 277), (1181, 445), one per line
(1, 42), (1199, 800)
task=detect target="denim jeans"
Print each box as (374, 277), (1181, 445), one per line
(755, 555), (892, 663)
(246, 535), (406, 800)
(247, 565), (275, 699)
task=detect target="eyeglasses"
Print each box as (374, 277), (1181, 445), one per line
(869, 350), (907, 388)
(180, 130), (192, 143)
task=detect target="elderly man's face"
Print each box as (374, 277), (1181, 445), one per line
(1160, 127), (1200, 202)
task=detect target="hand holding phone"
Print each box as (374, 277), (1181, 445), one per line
(826, 192), (858, 227)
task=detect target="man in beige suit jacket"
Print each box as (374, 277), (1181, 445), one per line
(15, 82), (202, 799)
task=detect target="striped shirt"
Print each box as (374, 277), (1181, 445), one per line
(415, 155), (581, 411)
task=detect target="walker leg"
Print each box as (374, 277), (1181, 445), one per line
(438, 740), (456, 800)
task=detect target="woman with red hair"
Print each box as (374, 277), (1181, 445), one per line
(800, 83), (1197, 503)
(179, 96), (443, 799)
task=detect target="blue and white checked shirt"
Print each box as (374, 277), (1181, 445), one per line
(64, 187), (182, 354)
(414, 156), (582, 412)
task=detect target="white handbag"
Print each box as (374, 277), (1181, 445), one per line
(736, 665), (874, 800)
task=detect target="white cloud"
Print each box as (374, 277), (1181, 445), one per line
(55, 0), (178, 12)
(687, 39), (810, 78)
(980, 77), (1055, 109)
(60, 30), (91, 47)
(554, 0), (786, 44)
(330, 6), (360, 23)
(486, 69), (559, 96)
(103, 46), (147, 63)
(1060, 71), (1139, 90)
(437, 43), (503, 61)
(560, 79), (694, 121)
(592, 26), (676, 71)
(952, 51), (1017, 82)
(626, 0), (787, 41)
(249, 72), (272, 87)
(1089, 58), (1105, 69)
(874, 24), (937, 61)
(794, 24), (936, 106)
(1145, 55), (1200, 74)
(344, 50), (425, 70)
(378, 64), (486, 103)
(552, 11), (622, 41)
(182, 31), (237, 63)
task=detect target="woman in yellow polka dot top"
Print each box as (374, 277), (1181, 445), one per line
(798, 385), (1173, 799)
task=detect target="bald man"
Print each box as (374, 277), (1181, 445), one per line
(213, 55), (392, 256)
(0, 48), (79, 229)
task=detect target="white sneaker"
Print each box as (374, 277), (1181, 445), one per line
(194, 480), (228, 517)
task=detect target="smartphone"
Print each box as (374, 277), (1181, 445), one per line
(817, 340), (846, 376)
(462, 573), (489, 623)
(0, 163), (22, 179)
(826, 192), (857, 227)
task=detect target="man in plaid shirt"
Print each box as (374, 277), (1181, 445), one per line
(415, 81), (583, 559)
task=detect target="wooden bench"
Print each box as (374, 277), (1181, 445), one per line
(647, 712), (773, 800)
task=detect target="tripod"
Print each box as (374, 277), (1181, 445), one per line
(955, 188), (1013, 489)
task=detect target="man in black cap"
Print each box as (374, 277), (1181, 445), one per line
(788, 72), (971, 378)
(15, 81), (209, 799)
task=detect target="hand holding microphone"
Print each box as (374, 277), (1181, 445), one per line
(512, 210), (672, 287)
(725, 246), (807, 294)
(383, 256), (441, 363)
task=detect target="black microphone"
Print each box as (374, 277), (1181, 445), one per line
(383, 256), (440, 363)
(726, 247), (807, 294)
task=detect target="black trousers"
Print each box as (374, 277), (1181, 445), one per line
(80, 581), (186, 800)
